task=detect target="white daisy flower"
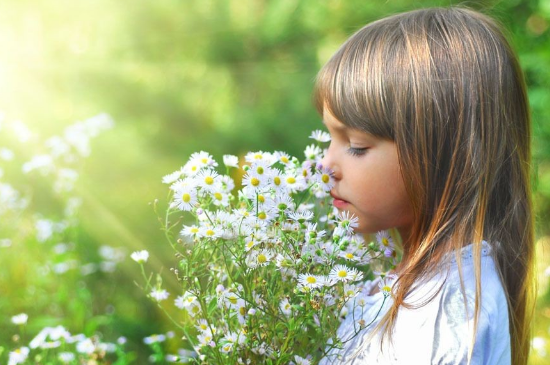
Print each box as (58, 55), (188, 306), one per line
(242, 171), (267, 192)
(294, 355), (312, 365)
(304, 144), (323, 161)
(144, 334), (167, 345)
(342, 283), (360, 298)
(9, 347), (29, 365)
(235, 298), (249, 324)
(273, 193), (295, 212)
(223, 154), (239, 168)
(197, 225), (222, 240)
(378, 274), (397, 297)
(211, 188), (230, 207)
(254, 192), (274, 208)
(220, 341), (234, 353)
(297, 273), (327, 289)
(252, 207), (278, 224)
(131, 250), (149, 264)
(309, 130), (331, 143)
(194, 319), (210, 333)
(247, 249), (274, 268)
(197, 331), (214, 348)
(299, 160), (315, 181)
(221, 331), (244, 353)
(244, 235), (260, 252)
(282, 173), (307, 193)
(279, 298), (292, 316)
(175, 293), (202, 317)
(76, 339), (95, 354)
(249, 160), (272, 178)
(169, 176), (196, 192)
(268, 168), (286, 192)
(335, 211), (359, 234)
(244, 151), (275, 164)
(150, 288), (170, 302)
(220, 174), (235, 191)
(329, 264), (363, 283)
(58, 352), (75, 363)
(182, 158), (204, 176)
(314, 166), (334, 192)
(180, 224), (200, 238)
(274, 151), (292, 165)
(11, 313), (28, 325)
(305, 223), (326, 242)
(162, 169), (183, 184)
(189, 151), (217, 168)
(288, 210), (314, 223)
(376, 230), (394, 251)
(339, 248), (364, 262)
(195, 169), (220, 193)
(171, 186), (198, 211)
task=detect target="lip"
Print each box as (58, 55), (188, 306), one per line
(330, 191), (349, 209)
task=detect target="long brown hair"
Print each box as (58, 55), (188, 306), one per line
(314, 6), (535, 364)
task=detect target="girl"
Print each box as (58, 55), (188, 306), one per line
(315, 5), (535, 365)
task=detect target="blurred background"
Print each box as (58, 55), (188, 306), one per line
(0, 0), (548, 363)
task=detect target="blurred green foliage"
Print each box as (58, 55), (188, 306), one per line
(0, 0), (549, 363)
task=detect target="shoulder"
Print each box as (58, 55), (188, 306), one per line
(392, 241), (511, 364)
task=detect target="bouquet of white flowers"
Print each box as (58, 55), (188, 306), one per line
(135, 131), (398, 364)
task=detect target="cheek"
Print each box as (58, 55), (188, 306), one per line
(354, 161), (412, 223)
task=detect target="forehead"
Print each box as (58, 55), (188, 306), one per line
(322, 108), (348, 130)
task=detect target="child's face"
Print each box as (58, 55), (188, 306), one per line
(321, 108), (413, 237)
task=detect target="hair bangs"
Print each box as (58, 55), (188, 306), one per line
(314, 22), (399, 140)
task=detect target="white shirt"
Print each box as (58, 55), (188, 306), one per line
(320, 241), (511, 364)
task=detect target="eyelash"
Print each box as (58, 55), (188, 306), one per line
(346, 147), (368, 157)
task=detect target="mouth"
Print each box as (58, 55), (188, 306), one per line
(330, 191), (349, 209)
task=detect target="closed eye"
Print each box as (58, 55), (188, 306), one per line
(346, 147), (368, 157)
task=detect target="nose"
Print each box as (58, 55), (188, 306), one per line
(320, 143), (341, 180)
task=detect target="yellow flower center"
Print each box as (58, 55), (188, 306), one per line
(201, 158), (208, 164)
(200, 324), (208, 330)
(258, 194), (265, 203)
(206, 229), (215, 236)
(382, 285), (391, 293)
(214, 192), (223, 201)
(204, 176), (214, 185)
(191, 165), (197, 171)
(338, 270), (347, 278)
(256, 166), (264, 174)
(286, 177), (296, 184)
(306, 276), (316, 284)
(254, 154), (262, 159)
(258, 254), (267, 263)
(322, 174), (330, 183)
(382, 238), (389, 246)
(229, 295), (238, 304)
(182, 193), (191, 203)
(345, 253), (354, 259)
(274, 176), (281, 186)
(251, 177), (260, 186)
(258, 212), (267, 220)
(192, 306), (200, 314)
(240, 306), (246, 316)
(191, 227), (199, 233)
(281, 156), (289, 163)
(302, 169), (308, 177)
